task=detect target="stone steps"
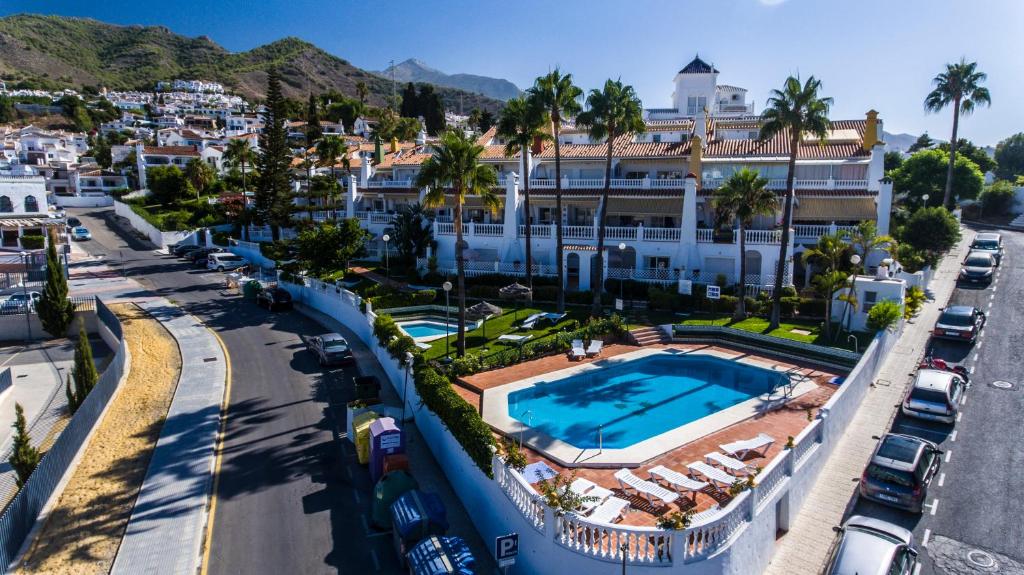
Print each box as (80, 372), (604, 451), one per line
(629, 326), (671, 346)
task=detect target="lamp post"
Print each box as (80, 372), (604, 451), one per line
(19, 251), (32, 341)
(381, 234), (391, 280)
(442, 281), (453, 363)
(844, 253), (862, 334)
(401, 351), (414, 423)
(922, 193), (930, 208)
(618, 242), (627, 330)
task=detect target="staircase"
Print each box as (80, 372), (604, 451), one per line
(629, 326), (672, 346)
(1010, 213), (1024, 229)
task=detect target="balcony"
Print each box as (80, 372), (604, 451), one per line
(529, 178), (685, 190)
(365, 179), (414, 188)
(702, 178), (868, 191)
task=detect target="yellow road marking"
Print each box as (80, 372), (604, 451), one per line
(200, 326), (232, 575)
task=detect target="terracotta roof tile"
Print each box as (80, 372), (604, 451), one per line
(142, 145), (199, 157)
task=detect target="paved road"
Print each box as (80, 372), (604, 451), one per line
(849, 227), (1024, 574)
(66, 208), (427, 574)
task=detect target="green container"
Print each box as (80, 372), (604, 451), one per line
(242, 280), (262, 300)
(372, 470), (419, 528)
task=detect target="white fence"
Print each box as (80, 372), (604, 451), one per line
(269, 255), (902, 574)
(52, 195), (115, 208)
(113, 200), (197, 249)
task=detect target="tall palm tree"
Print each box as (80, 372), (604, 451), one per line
(712, 169), (778, 320)
(925, 59), (991, 208)
(224, 138), (254, 196)
(416, 130), (500, 356)
(496, 96), (548, 288)
(317, 135), (348, 209)
(758, 75), (833, 330)
(802, 231), (852, 341)
(849, 220), (896, 275)
(529, 69), (583, 313)
(576, 79), (645, 317)
(811, 270), (848, 342)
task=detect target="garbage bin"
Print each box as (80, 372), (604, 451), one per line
(353, 410), (379, 465)
(371, 470), (418, 528)
(242, 280), (262, 300)
(391, 490), (449, 560)
(369, 417), (405, 484)
(405, 536), (476, 575)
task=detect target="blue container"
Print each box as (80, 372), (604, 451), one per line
(391, 490), (449, 559)
(406, 536), (476, 575)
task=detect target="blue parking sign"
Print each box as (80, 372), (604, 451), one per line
(495, 533), (518, 567)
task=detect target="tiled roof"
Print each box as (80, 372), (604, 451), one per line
(704, 120), (869, 159)
(142, 145), (199, 157)
(679, 56), (718, 74)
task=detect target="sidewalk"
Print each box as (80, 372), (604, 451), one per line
(110, 300), (227, 575)
(764, 233), (973, 575)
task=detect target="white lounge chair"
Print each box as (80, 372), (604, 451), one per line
(686, 461), (739, 490)
(543, 312), (567, 323)
(614, 468), (679, 505)
(588, 496), (630, 523)
(719, 433), (775, 460)
(569, 478), (613, 514)
(705, 452), (756, 475)
(569, 339), (586, 360)
(520, 313), (545, 330)
(648, 465), (708, 501)
(585, 340), (604, 358)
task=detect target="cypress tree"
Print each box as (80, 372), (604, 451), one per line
(400, 82), (419, 119)
(37, 240), (74, 338)
(65, 373), (78, 414)
(254, 68), (295, 238)
(72, 319), (98, 401)
(306, 93), (322, 147)
(9, 403), (40, 488)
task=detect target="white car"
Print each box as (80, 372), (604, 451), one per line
(70, 227), (92, 241)
(207, 252), (246, 272)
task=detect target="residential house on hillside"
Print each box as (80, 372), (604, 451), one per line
(0, 173), (61, 250)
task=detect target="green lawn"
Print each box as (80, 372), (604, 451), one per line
(677, 313), (871, 352)
(419, 306), (590, 361)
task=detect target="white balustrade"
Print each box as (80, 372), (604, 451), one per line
(605, 226), (638, 241)
(609, 178), (644, 188)
(753, 452), (790, 510)
(649, 179), (685, 189)
(794, 179), (829, 189)
(494, 460), (547, 532)
(696, 228), (714, 243)
(702, 178), (724, 189)
(473, 223), (504, 236)
(744, 229), (782, 244)
(529, 178), (556, 189)
(563, 225), (595, 239)
(435, 222), (455, 235)
(554, 513), (673, 565)
(835, 225), (858, 235)
(365, 179), (413, 188)
(833, 179), (868, 189)
(791, 419), (822, 468)
(519, 224), (552, 238)
(793, 224), (830, 239)
(369, 212), (395, 225)
(643, 227), (681, 242)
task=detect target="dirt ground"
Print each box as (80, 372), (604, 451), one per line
(17, 304), (182, 574)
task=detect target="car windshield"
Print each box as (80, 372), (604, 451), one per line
(74, 227), (87, 233)
(938, 311), (973, 326)
(909, 386), (949, 405)
(972, 240), (999, 249)
(219, 256), (242, 262)
(965, 256), (991, 267)
(866, 463), (915, 487)
(324, 340), (348, 352)
(876, 436), (921, 464)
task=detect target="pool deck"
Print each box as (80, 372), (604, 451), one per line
(458, 341), (840, 527)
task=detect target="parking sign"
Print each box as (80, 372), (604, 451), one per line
(706, 285), (721, 300)
(495, 533), (518, 568)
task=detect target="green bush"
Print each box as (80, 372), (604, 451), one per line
(779, 296), (800, 318)
(715, 295), (738, 314)
(414, 365), (495, 476)
(867, 300), (902, 332)
(372, 314), (420, 366)
(19, 235), (44, 249)
(797, 298), (827, 318)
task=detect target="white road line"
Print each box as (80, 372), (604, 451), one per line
(957, 412), (963, 422)
(913, 563), (922, 575)
(973, 353), (980, 362)
(961, 394), (968, 406)
(945, 450), (952, 463)
(990, 293), (996, 300)
(352, 487), (361, 504)
(930, 498), (939, 516)
(923, 528), (932, 547)
(969, 366), (976, 374)
(950, 430), (958, 442)
(895, 423), (949, 437)
(371, 549), (381, 572)
(938, 473), (945, 487)
(0, 347), (24, 368)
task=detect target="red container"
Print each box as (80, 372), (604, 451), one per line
(383, 453), (410, 475)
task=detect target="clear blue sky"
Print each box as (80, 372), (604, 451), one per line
(1, 0), (1019, 145)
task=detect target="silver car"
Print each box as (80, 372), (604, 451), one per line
(826, 515), (918, 575)
(970, 232), (1003, 265)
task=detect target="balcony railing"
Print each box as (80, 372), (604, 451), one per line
(793, 224), (858, 240)
(365, 179), (413, 188)
(702, 178), (868, 191)
(528, 178), (686, 190)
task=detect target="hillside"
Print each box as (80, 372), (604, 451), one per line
(0, 14), (503, 112)
(378, 58), (521, 101)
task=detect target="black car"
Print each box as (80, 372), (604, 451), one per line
(859, 433), (941, 513)
(256, 286), (293, 311)
(308, 332), (354, 366)
(172, 243), (202, 256)
(188, 247), (223, 264)
(958, 251), (996, 284)
(66, 216), (82, 230)
(933, 305), (986, 343)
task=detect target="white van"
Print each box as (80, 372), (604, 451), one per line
(207, 252), (247, 272)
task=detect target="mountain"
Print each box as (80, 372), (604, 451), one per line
(378, 58), (521, 102)
(0, 15), (503, 112)
(883, 131), (921, 153)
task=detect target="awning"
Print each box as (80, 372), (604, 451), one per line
(606, 197), (683, 214)
(793, 197), (876, 221)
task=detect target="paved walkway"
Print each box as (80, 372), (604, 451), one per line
(349, 265), (410, 291)
(110, 300), (227, 575)
(764, 233), (973, 575)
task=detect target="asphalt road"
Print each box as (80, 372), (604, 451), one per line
(66, 208), (412, 574)
(849, 227), (1024, 575)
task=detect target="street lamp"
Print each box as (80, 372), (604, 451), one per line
(442, 281), (453, 363)
(922, 193), (930, 208)
(618, 242), (627, 330)
(381, 233), (390, 280)
(844, 253), (862, 333)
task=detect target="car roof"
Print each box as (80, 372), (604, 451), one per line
(965, 251), (994, 261)
(943, 305), (974, 316)
(831, 526), (904, 575)
(974, 232), (1000, 241)
(74, 226), (88, 231)
(914, 369), (955, 391)
(872, 433), (927, 469)
(319, 332), (346, 342)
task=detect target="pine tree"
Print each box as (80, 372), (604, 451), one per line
(254, 68), (295, 238)
(72, 319), (98, 401)
(65, 373), (78, 414)
(9, 403), (40, 488)
(306, 93), (322, 147)
(37, 241), (74, 338)
(400, 82), (419, 119)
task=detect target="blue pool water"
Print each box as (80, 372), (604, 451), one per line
(507, 354), (785, 449)
(399, 320), (457, 339)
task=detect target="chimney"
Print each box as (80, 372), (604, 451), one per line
(390, 137), (398, 153)
(415, 128), (427, 146)
(863, 110), (879, 151)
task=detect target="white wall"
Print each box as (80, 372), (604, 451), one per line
(113, 200), (196, 249)
(53, 195), (114, 208)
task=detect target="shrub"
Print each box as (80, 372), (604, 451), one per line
(779, 296), (800, 317)
(797, 297), (827, 318)
(867, 300), (902, 332)
(903, 286), (925, 319)
(979, 180), (1016, 216)
(19, 235), (44, 249)
(715, 295), (738, 314)
(499, 438), (528, 472)
(414, 364), (495, 475)
(373, 314), (420, 366)
(656, 510), (694, 530)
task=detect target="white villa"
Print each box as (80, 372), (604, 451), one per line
(317, 57), (892, 293)
(0, 173), (61, 250)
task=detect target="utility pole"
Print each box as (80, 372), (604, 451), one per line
(390, 59), (396, 112)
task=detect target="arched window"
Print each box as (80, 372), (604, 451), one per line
(24, 195), (38, 213)
(0, 196), (11, 213)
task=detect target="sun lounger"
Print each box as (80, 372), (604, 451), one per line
(585, 340), (604, 357)
(647, 465), (708, 501)
(520, 313), (545, 330)
(705, 452), (756, 475)
(719, 433), (775, 460)
(614, 468), (679, 505)
(542, 312), (567, 323)
(497, 334), (532, 345)
(415, 342), (432, 350)
(687, 461), (739, 490)
(569, 478), (613, 514)
(569, 339), (586, 360)
(587, 496), (630, 524)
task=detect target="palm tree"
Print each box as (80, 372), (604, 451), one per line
(849, 220), (896, 275)
(391, 203), (434, 268)
(496, 96), (548, 288)
(925, 59), (991, 208)
(317, 135), (348, 208)
(758, 75), (833, 330)
(529, 69), (583, 313)
(576, 79), (645, 317)
(356, 81), (369, 105)
(811, 270), (848, 342)
(224, 138), (254, 196)
(712, 169), (778, 320)
(416, 130), (500, 356)
(802, 231), (852, 340)
(184, 158), (215, 200)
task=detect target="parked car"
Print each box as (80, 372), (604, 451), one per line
(172, 242), (201, 256)
(188, 247), (223, 265)
(970, 232), (1003, 265)
(932, 305), (985, 343)
(825, 515), (918, 574)
(958, 251), (996, 284)
(65, 216), (82, 231)
(207, 252), (246, 272)
(308, 332), (354, 366)
(0, 291), (41, 313)
(901, 369), (967, 424)
(256, 286), (293, 311)
(859, 433), (941, 513)
(70, 227), (92, 241)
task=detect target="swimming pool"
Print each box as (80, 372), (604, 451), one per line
(396, 318), (478, 342)
(506, 354), (786, 450)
